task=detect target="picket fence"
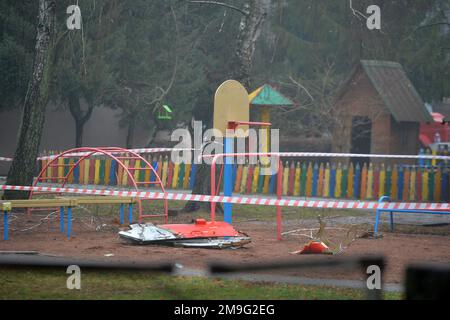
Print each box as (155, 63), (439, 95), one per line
(38, 154), (450, 202)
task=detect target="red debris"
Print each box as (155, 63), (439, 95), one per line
(160, 219), (241, 239)
(291, 241), (333, 255)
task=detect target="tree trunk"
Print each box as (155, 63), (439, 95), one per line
(68, 95), (84, 148)
(183, 0), (270, 212)
(68, 95), (94, 148)
(183, 162), (224, 213)
(3, 0), (56, 200)
(233, 0), (270, 88)
(145, 120), (159, 147)
(75, 121), (84, 148)
(183, 120), (223, 213)
(126, 117), (136, 149)
(188, 0), (270, 88)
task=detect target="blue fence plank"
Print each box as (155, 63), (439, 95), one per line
(354, 163), (361, 199)
(189, 164), (197, 189)
(109, 160), (117, 186)
(312, 163), (318, 197)
(330, 163), (336, 198)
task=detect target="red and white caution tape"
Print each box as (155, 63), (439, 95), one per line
(35, 148), (194, 161)
(207, 152), (450, 161)
(0, 148), (193, 162)
(2, 150), (449, 162)
(1, 184), (448, 211)
(279, 152), (450, 159)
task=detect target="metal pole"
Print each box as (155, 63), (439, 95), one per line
(224, 136), (233, 223)
(60, 206), (64, 233)
(374, 209), (381, 237)
(67, 207), (72, 239)
(389, 211), (394, 231)
(120, 204), (125, 225)
(128, 203), (133, 223)
(3, 211), (8, 241)
(276, 158), (282, 240)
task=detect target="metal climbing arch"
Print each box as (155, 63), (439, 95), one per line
(30, 147), (168, 223)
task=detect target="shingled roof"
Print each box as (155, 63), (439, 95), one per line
(360, 60), (432, 122)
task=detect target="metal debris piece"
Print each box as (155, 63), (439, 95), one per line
(160, 219), (242, 238)
(119, 224), (177, 244)
(118, 221), (251, 249)
(172, 237), (251, 249)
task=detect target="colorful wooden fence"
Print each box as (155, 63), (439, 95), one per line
(38, 155), (450, 202)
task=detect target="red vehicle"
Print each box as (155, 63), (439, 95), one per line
(419, 112), (449, 147)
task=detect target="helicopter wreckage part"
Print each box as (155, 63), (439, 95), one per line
(118, 220), (251, 249)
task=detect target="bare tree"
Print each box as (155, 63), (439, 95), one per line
(145, 5), (179, 147)
(183, 0), (271, 212)
(4, 0), (56, 200)
(68, 95), (95, 147)
(188, 0), (270, 88)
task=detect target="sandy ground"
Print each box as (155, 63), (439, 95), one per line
(1, 211), (449, 285)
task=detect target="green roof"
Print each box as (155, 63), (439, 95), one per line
(249, 84), (294, 106)
(162, 104), (173, 113)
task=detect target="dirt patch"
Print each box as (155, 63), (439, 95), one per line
(0, 212), (449, 284)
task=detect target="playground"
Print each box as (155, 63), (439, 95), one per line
(1, 197), (449, 286)
(1, 80), (449, 300)
(3, 1), (450, 305)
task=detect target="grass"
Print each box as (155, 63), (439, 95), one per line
(0, 191), (442, 301)
(135, 199), (370, 222)
(231, 204), (368, 222)
(8, 192), (448, 236)
(378, 222), (450, 236)
(0, 268), (402, 300)
(36, 195), (370, 227)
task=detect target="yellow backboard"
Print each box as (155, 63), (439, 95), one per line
(213, 80), (249, 137)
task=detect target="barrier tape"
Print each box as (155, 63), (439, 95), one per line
(1, 184), (448, 211)
(207, 152), (450, 160)
(36, 148), (194, 161)
(0, 148), (194, 162)
(1, 150), (449, 162)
